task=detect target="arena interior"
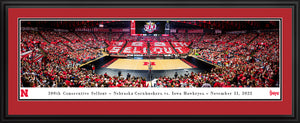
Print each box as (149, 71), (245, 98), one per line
(20, 20), (279, 88)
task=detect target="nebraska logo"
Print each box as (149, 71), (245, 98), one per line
(143, 62), (156, 66)
(21, 89), (28, 97)
(269, 90), (279, 96)
(144, 21), (157, 33)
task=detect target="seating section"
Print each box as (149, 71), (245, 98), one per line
(21, 29), (279, 88)
(188, 33), (202, 42)
(21, 31), (46, 53)
(94, 32), (109, 42)
(60, 32), (87, 50)
(171, 41), (191, 54)
(149, 41), (175, 54)
(191, 34), (219, 49)
(160, 34), (176, 41)
(40, 31), (67, 43)
(191, 32), (279, 87)
(38, 31), (103, 63)
(120, 33), (138, 42)
(140, 36), (159, 42)
(174, 33), (185, 41)
(106, 41), (126, 54)
(75, 32), (95, 41)
(111, 33), (123, 41)
(121, 41), (148, 54)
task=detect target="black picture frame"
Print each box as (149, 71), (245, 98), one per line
(1, 0), (299, 122)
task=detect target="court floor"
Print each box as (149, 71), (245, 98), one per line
(106, 59), (192, 70)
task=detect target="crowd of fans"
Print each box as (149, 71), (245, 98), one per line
(188, 33), (202, 43)
(120, 33), (138, 42)
(160, 34), (176, 41)
(21, 31), (47, 53)
(174, 33), (186, 41)
(189, 32), (279, 87)
(94, 32), (110, 45)
(40, 31), (104, 60)
(139, 36), (159, 42)
(40, 31), (67, 43)
(191, 34), (218, 49)
(21, 29), (279, 88)
(60, 32), (87, 50)
(21, 30), (105, 87)
(111, 33), (123, 41)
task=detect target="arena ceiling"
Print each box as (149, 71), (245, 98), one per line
(21, 20), (279, 31)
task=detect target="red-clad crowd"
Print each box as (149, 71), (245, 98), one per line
(160, 34), (176, 41)
(174, 33), (186, 41)
(188, 32), (279, 87)
(111, 33), (123, 41)
(120, 33), (138, 42)
(188, 33), (202, 43)
(21, 30), (106, 87)
(40, 31), (104, 63)
(21, 31), (47, 53)
(140, 36), (159, 42)
(94, 32), (109, 42)
(21, 29), (279, 88)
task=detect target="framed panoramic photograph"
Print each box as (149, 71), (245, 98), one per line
(1, 0), (299, 122)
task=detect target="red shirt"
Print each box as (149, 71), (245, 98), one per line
(213, 82), (220, 87)
(95, 78), (100, 82)
(117, 83), (123, 87)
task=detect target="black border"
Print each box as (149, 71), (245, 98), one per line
(1, 0), (299, 122)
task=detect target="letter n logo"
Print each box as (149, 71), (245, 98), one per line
(21, 89), (28, 97)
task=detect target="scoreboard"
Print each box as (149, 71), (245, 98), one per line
(131, 20), (170, 36)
